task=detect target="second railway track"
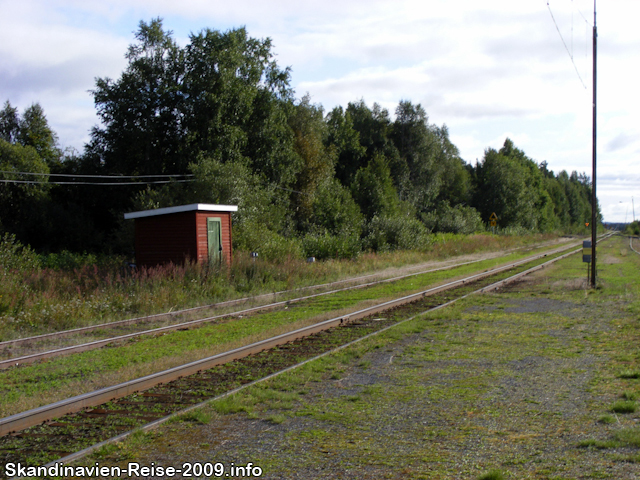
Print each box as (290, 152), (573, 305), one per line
(0, 240), (583, 370)
(0, 237), (609, 477)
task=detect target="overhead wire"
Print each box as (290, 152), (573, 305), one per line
(546, 0), (588, 89)
(0, 179), (196, 186)
(0, 167), (307, 194)
(0, 171), (194, 179)
(0, 171), (305, 193)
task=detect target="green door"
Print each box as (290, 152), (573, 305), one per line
(207, 217), (222, 263)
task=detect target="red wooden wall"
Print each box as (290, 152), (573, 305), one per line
(134, 211), (232, 268)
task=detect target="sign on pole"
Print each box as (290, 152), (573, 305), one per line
(582, 240), (592, 263)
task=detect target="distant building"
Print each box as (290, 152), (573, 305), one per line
(124, 204), (237, 268)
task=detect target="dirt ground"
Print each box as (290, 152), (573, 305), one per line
(84, 237), (640, 479)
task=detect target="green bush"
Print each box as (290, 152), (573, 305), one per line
(38, 251), (125, 271)
(362, 215), (431, 252)
(0, 233), (40, 272)
(301, 232), (361, 260)
(422, 202), (484, 234)
(499, 225), (533, 236)
(233, 222), (303, 262)
(611, 400), (637, 414)
(310, 178), (364, 237)
(478, 470), (505, 480)
(625, 221), (640, 236)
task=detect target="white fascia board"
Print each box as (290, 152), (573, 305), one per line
(124, 203), (238, 220)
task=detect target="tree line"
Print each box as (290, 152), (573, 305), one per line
(0, 19), (598, 259)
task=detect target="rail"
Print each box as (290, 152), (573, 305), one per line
(0, 241), (584, 370)
(0, 238), (575, 350)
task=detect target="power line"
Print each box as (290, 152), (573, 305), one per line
(1, 171), (306, 194)
(0, 171), (194, 179)
(547, 1), (588, 89)
(575, 4), (593, 26)
(0, 179), (196, 186)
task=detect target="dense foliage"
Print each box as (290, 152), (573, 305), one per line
(625, 221), (640, 236)
(0, 19), (599, 260)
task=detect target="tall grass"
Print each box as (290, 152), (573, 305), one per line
(0, 232), (557, 340)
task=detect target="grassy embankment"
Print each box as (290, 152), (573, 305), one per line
(0, 233), (558, 341)
(88, 234), (640, 479)
(0, 236), (572, 419)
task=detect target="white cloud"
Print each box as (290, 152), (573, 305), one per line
(1, 0), (639, 221)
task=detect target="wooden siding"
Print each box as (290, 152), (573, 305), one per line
(195, 211), (232, 265)
(134, 210), (232, 267)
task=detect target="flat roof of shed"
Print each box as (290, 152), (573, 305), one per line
(124, 203), (238, 220)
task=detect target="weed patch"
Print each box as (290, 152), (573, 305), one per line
(611, 400), (637, 414)
(174, 409), (211, 425)
(478, 470), (505, 480)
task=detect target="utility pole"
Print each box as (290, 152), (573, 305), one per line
(590, 0), (597, 288)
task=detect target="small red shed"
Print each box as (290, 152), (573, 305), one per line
(124, 203), (238, 268)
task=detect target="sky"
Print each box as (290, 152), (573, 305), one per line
(1, 0), (639, 223)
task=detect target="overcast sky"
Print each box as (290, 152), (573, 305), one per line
(1, 0), (638, 223)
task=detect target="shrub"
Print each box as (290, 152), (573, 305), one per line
(422, 202), (484, 234)
(38, 251), (125, 271)
(624, 221), (640, 236)
(233, 222), (303, 262)
(0, 233), (40, 272)
(362, 215), (430, 252)
(302, 232), (361, 260)
(310, 178), (364, 237)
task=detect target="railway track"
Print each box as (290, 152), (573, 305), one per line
(630, 235), (639, 255)
(0, 237), (576, 353)
(0, 240), (583, 370)
(0, 237), (610, 477)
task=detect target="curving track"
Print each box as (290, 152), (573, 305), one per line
(630, 235), (640, 255)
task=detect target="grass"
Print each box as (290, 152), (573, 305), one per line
(579, 428), (640, 451)
(0, 232), (562, 341)
(0, 237), (574, 418)
(173, 409), (211, 425)
(102, 233), (639, 478)
(610, 401), (637, 414)
(66, 235), (640, 477)
(478, 471), (505, 480)
(23, 233), (640, 478)
(598, 414), (616, 424)
(614, 428), (640, 448)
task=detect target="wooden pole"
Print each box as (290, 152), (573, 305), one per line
(591, 0), (597, 288)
